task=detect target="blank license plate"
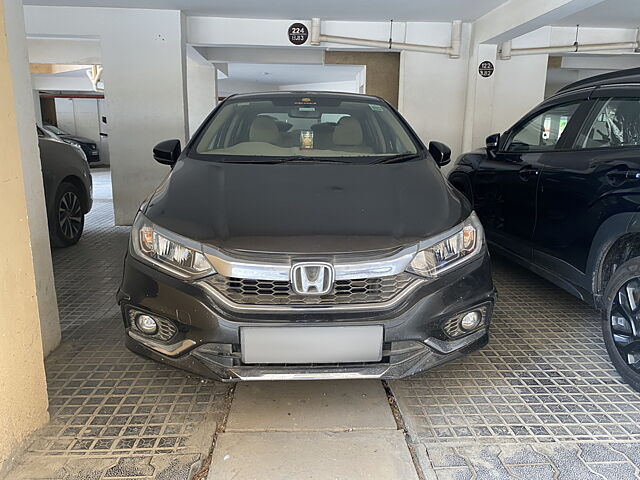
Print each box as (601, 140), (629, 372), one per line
(241, 325), (383, 364)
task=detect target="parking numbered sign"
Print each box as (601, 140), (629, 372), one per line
(478, 61), (495, 78)
(288, 23), (309, 45)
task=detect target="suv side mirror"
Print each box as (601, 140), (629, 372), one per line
(153, 139), (181, 166)
(428, 141), (451, 167)
(486, 133), (500, 157)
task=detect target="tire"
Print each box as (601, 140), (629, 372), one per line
(50, 181), (84, 247)
(602, 256), (640, 392)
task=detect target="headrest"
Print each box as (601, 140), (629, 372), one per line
(250, 116), (280, 144)
(332, 117), (363, 146)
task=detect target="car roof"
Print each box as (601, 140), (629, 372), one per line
(223, 91), (386, 103)
(558, 67), (640, 94)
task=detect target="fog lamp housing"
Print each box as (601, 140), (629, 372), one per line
(442, 305), (489, 339)
(460, 311), (481, 331)
(136, 314), (159, 335)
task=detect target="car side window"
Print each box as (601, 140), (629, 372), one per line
(506, 102), (580, 152)
(574, 97), (640, 149)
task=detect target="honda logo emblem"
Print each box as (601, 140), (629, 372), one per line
(291, 262), (334, 295)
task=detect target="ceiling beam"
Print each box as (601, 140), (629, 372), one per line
(473, 0), (608, 45)
(29, 63), (91, 74)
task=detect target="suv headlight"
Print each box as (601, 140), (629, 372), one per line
(408, 212), (484, 278)
(131, 213), (215, 279)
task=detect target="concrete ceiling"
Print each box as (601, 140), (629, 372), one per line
(22, 0), (509, 22)
(225, 63), (363, 85)
(554, 0), (640, 28)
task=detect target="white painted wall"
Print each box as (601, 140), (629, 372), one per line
(31, 73), (94, 91)
(278, 80), (359, 92)
(186, 52), (217, 138)
(32, 90), (42, 124)
(398, 23), (472, 166)
(53, 97), (75, 132)
(490, 28), (550, 135)
(218, 78), (276, 97)
(25, 6), (189, 224)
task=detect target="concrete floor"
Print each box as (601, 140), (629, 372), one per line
(7, 168), (640, 479)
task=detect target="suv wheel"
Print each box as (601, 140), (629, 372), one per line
(602, 257), (640, 391)
(51, 182), (84, 247)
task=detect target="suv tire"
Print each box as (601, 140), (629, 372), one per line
(51, 181), (84, 247)
(602, 257), (640, 392)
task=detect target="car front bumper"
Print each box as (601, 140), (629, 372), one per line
(117, 251), (496, 381)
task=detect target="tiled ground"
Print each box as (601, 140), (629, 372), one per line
(8, 168), (640, 479)
(9, 170), (232, 480)
(390, 256), (640, 479)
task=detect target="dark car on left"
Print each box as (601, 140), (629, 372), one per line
(37, 126), (93, 246)
(43, 124), (100, 163)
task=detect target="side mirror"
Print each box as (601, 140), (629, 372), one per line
(153, 139), (181, 166)
(428, 141), (451, 167)
(486, 133), (500, 157)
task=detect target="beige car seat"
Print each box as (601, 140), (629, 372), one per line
(332, 117), (372, 153)
(249, 116), (281, 145)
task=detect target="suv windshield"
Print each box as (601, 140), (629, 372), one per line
(193, 95), (419, 162)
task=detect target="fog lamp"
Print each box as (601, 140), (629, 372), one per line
(460, 311), (481, 331)
(136, 314), (159, 335)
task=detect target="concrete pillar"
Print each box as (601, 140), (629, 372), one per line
(99, 10), (189, 224)
(461, 29), (551, 152)
(186, 46), (217, 138)
(24, 6), (190, 225)
(9, 3), (61, 358)
(0, 0), (50, 474)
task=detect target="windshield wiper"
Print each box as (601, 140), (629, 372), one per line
(374, 153), (422, 164)
(262, 156), (352, 164)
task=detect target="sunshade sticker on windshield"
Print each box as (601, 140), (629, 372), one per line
(294, 97), (317, 105)
(369, 104), (383, 111)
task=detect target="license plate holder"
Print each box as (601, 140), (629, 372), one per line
(241, 325), (383, 364)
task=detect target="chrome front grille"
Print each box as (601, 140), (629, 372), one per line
(206, 273), (417, 306)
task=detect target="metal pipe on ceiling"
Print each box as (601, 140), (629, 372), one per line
(310, 18), (462, 58)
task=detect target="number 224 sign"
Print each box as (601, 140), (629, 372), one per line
(288, 23), (309, 45)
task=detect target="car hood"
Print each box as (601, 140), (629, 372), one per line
(144, 158), (469, 254)
(61, 134), (95, 145)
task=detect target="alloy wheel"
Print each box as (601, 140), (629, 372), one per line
(58, 191), (82, 240)
(610, 278), (640, 372)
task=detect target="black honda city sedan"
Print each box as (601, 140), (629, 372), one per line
(448, 68), (640, 391)
(117, 92), (495, 381)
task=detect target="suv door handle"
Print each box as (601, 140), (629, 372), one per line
(518, 166), (540, 181)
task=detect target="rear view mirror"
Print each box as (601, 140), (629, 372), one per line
(428, 141), (451, 167)
(486, 133), (500, 157)
(288, 107), (322, 119)
(153, 139), (181, 166)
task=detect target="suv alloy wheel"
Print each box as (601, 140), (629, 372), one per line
(602, 257), (640, 392)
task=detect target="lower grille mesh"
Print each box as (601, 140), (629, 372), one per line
(206, 273), (417, 306)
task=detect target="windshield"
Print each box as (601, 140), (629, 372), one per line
(192, 95), (419, 162)
(45, 125), (67, 135)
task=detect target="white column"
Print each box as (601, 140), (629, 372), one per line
(99, 10), (189, 224)
(186, 46), (217, 138)
(0, 0), (50, 471)
(24, 6), (190, 225)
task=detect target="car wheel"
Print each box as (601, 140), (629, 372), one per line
(602, 257), (640, 392)
(51, 182), (84, 247)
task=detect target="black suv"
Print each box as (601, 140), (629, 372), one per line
(449, 67), (640, 391)
(118, 92), (495, 381)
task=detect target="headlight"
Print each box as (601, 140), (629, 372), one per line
(65, 141), (87, 161)
(131, 213), (215, 279)
(408, 212), (484, 277)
